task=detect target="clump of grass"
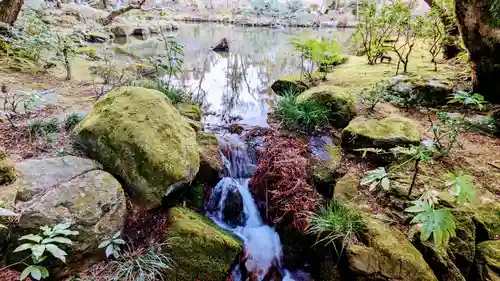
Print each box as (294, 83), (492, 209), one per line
(307, 200), (364, 255)
(28, 117), (60, 137)
(275, 94), (329, 131)
(109, 244), (174, 281)
(136, 80), (185, 104)
(64, 112), (85, 131)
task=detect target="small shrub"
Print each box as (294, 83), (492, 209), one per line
(64, 112), (85, 131)
(14, 221), (79, 281)
(428, 112), (469, 156)
(359, 82), (389, 111)
(308, 200), (363, 255)
(99, 231), (126, 259)
(109, 245), (174, 281)
(275, 94), (329, 131)
(448, 92), (490, 111)
(361, 167), (390, 192)
(28, 118), (60, 137)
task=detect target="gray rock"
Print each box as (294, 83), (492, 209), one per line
(14, 156), (100, 202)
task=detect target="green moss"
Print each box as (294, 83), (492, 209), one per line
(311, 145), (341, 196)
(348, 218), (438, 281)
(176, 102), (201, 121)
(474, 240), (500, 281)
(472, 201), (500, 239)
(195, 132), (223, 185)
(297, 85), (356, 127)
(0, 149), (16, 186)
(76, 47), (98, 59)
(73, 87), (200, 209)
(165, 207), (242, 281)
(271, 74), (307, 96)
(342, 115), (420, 150)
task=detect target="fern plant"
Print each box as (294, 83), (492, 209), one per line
(405, 171), (476, 247)
(99, 231), (126, 259)
(361, 167), (390, 191)
(14, 221), (79, 281)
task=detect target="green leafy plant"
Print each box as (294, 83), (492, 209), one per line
(64, 112), (85, 131)
(148, 31), (184, 90)
(109, 244), (174, 281)
(275, 93), (329, 131)
(136, 80), (185, 104)
(406, 171), (476, 247)
(307, 200), (364, 255)
(359, 82), (389, 111)
(361, 167), (390, 191)
(14, 221), (78, 280)
(290, 36), (345, 81)
(391, 144), (434, 196)
(406, 199), (456, 247)
(99, 231), (126, 259)
(428, 112), (470, 156)
(448, 92), (490, 111)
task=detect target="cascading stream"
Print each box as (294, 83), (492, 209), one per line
(206, 134), (291, 281)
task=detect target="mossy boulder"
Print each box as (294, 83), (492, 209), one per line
(310, 145), (341, 197)
(386, 76), (453, 108)
(297, 85), (356, 127)
(472, 198), (500, 240)
(73, 87), (200, 209)
(333, 173), (368, 210)
(165, 207), (243, 281)
(176, 102), (201, 121)
(342, 115), (420, 151)
(6, 156), (125, 273)
(271, 74), (307, 96)
(473, 240), (500, 281)
(0, 149), (16, 186)
(414, 212), (476, 281)
(347, 218), (438, 281)
(196, 132), (223, 186)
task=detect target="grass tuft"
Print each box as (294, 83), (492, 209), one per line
(275, 93), (329, 131)
(307, 200), (364, 255)
(109, 244), (174, 281)
(28, 117), (60, 136)
(136, 80), (185, 104)
(64, 112), (85, 131)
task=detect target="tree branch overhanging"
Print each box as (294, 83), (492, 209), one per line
(102, 0), (147, 26)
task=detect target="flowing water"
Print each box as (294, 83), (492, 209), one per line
(112, 23), (353, 280)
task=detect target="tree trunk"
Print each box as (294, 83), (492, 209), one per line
(423, 0), (462, 59)
(0, 0), (24, 25)
(102, 0), (146, 25)
(455, 0), (500, 103)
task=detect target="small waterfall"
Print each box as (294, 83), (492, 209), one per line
(206, 134), (286, 281)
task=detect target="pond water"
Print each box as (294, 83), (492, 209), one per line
(113, 23), (353, 126)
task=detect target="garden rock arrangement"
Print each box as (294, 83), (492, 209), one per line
(385, 76), (454, 107)
(74, 87), (200, 210)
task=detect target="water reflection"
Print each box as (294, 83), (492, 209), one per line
(114, 23), (352, 126)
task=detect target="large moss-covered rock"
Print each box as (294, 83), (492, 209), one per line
(472, 198), (500, 240)
(414, 213), (476, 281)
(74, 87), (200, 209)
(297, 85), (356, 127)
(0, 149), (16, 186)
(347, 218), (438, 281)
(342, 115), (420, 151)
(165, 207), (242, 281)
(196, 132), (223, 186)
(386, 76), (453, 107)
(473, 240), (500, 281)
(310, 145), (341, 197)
(271, 74), (307, 96)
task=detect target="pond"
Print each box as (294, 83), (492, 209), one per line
(113, 23), (353, 127)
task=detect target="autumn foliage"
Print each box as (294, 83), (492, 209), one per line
(250, 135), (321, 232)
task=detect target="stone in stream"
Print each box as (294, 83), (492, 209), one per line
(165, 207), (243, 281)
(205, 178), (244, 227)
(297, 85), (356, 128)
(212, 38), (229, 52)
(73, 86), (200, 209)
(195, 132), (223, 186)
(1, 156), (126, 274)
(341, 115), (421, 151)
